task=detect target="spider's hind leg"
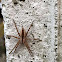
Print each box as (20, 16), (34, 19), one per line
(9, 40), (20, 54)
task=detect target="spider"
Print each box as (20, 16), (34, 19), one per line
(7, 20), (34, 56)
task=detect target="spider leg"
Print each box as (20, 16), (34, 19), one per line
(13, 38), (22, 53)
(23, 39), (33, 56)
(26, 21), (33, 36)
(13, 20), (21, 36)
(34, 38), (40, 40)
(7, 35), (20, 39)
(14, 42), (19, 53)
(34, 38), (42, 41)
(14, 48), (17, 53)
(9, 40), (20, 54)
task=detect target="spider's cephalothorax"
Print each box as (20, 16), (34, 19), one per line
(7, 20), (33, 56)
(21, 27), (26, 44)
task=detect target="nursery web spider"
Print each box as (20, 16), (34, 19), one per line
(7, 20), (34, 56)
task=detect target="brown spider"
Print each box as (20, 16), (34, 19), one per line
(7, 20), (34, 56)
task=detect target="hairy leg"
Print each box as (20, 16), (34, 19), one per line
(26, 21), (33, 36)
(14, 42), (20, 53)
(9, 40), (20, 54)
(7, 35), (20, 39)
(13, 20), (21, 36)
(23, 39), (33, 56)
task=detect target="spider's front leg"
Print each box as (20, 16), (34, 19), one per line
(13, 20), (21, 36)
(26, 21), (33, 37)
(7, 35), (20, 39)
